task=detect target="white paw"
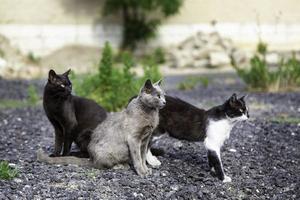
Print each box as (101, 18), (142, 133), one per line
(146, 150), (161, 167)
(113, 164), (130, 170)
(223, 175), (232, 183)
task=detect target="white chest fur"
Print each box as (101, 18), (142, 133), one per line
(204, 119), (233, 153)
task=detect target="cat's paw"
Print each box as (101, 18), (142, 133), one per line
(113, 164), (130, 170)
(146, 152), (161, 167)
(222, 175), (232, 183)
(49, 153), (60, 157)
(136, 167), (148, 178)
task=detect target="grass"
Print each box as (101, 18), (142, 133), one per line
(177, 76), (209, 90)
(0, 161), (18, 180)
(270, 116), (300, 124)
(0, 99), (29, 109)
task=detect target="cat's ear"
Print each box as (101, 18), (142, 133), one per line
(63, 69), (71, 77)
(143, 79), (153, 94)
(239, 94), (248, 102)
(229, 93), (237, 107)
(154, 79), (162, 86)
(48, 69), (57, 83)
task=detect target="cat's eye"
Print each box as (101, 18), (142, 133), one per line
(60, 84), (65, 88)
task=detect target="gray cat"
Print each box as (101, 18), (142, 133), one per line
(38, 79), (166, 177)
(88, 79), (165, 177)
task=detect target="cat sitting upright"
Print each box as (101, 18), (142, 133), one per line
(43, 69), (107, 157)
(88, 79), (166, 177)
(147, 93), (249, 182)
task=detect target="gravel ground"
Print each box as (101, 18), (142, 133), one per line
(0, 73), (299, 199)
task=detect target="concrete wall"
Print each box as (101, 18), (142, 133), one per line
(1, 0), (300, 55)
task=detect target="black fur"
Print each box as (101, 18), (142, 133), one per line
(156, 94), (249, 141)
(43, 69), (107, 157)
(155, 96), (207, 141)
(207, 150), (224, 180)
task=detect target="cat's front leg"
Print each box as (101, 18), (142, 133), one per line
(62, 122), (77, 156)
(207, 149), (231, 183)
(51, 128), (63, 157)
(128, 136), (147, 177)
(48, 118), (63, 157)
(141, 134), (152, 175)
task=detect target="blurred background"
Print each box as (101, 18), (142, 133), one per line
(1, 0), (300, 78)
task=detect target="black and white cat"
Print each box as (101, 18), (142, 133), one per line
(147, 93), (249, 182)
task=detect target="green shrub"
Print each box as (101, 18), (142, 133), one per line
(103, 0), (183, 50)
(177, 77), (209, 90)
(0, 161), (18, 180)
(72, 42), (162, 111)
(233, 42), (300, 92)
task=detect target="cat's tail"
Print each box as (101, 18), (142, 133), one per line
(37, 149), (93, 167)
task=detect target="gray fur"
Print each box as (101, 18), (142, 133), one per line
(88, 79), (166, 177)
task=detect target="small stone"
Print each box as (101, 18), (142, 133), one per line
(229, 148), (237, 152)
(9, 163), (16, 168)
(171, 185), (179, 191)
(209, 51), (231, 67)
(291, 132), (295, 136)
(14, 178), (23, 183)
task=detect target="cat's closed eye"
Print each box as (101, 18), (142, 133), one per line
(60, 84), (65, 88)
(239, 109), (243, 113)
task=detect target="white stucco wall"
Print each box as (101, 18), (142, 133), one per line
(1, 0), (300, 55)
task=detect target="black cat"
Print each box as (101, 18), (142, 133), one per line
(148, 94), (249, 182)
(43, 69), (107, 157)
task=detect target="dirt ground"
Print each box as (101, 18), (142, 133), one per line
(0, 73), (299, 199)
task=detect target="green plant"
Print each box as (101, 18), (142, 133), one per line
(27, 85), (39, 105)
(233, 42), (300, 91)
(103, 0), (183, 50)
(257, 41), (268, 55)
(0, 161), (18, 180)
(278, 55), (300, 89)
(72, 42), (162, 111)
(177, 77), (209, 90)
